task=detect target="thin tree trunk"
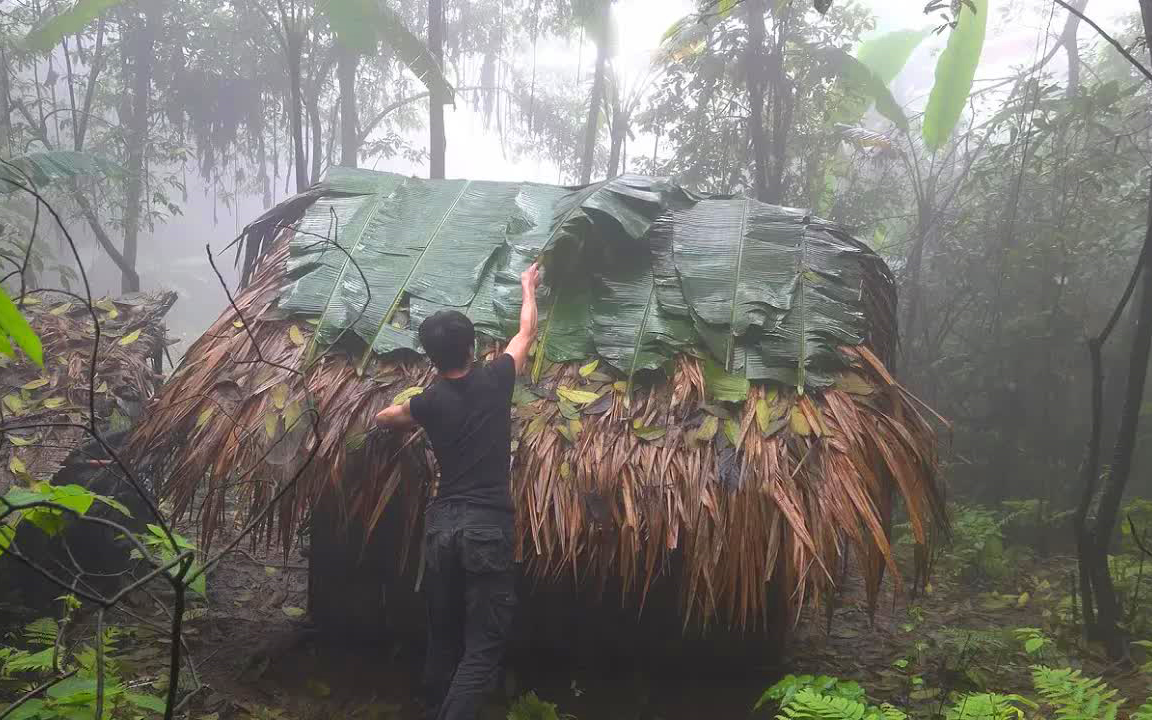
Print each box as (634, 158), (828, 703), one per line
(428, 0), (446, 179)
(119, 0), (159, 293)
(606, 110), (626, 179)
(0, 49), (10, 155)
(765, 10), (790, 203)
(286, 27), (308, 193)
(338, 46), (359, 167)
(745, 0), (769, 201)
(579, 1), (609, 185)
(308, 95), (322, 184)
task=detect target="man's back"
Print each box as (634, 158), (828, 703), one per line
(410, 354), (515, 511)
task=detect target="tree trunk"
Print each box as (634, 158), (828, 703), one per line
(606, 110), (627, 179)
(579, 1), (610, 185)
(308, 96), (322, 185)
(119, 0), (158, 294)
(1073, 0), (1152, 661)
(286, 28), (309, 193)
(765, 10), (790, 204)
(428, 0), (446, 179)
(338, 47), (359, 167)
(745, 0), (769, 201)
(0, 49), (10, 154)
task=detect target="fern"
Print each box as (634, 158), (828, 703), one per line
(23, 618), (58, 647)
(757, 674), (866, 711)
(776, 688), (870, 720)
(1132, 698), (1152, 720)
(1031, 666), (1122, 720)
(947, 693), (1036, 720)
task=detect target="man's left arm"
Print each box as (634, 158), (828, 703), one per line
(375, 401), (417, 431)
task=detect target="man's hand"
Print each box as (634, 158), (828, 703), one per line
(520, 263), (541, 291)
(375, 402), (416, 431)
(506, 262), (541, 375)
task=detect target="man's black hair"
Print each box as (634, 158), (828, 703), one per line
(419, 310), (475, 372)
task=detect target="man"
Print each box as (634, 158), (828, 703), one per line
(375, 262), (540, 720)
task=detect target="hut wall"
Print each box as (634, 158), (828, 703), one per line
(308, 493), (788, 665)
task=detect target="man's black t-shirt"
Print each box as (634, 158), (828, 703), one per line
(409, 353), (515, 512)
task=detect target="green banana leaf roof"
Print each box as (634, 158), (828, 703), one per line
(279, 167), (895, 393)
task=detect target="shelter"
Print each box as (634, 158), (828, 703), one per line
(1, 291), (175, 607)
(126, 170), (944, 649)
(2, 291), (175, 492)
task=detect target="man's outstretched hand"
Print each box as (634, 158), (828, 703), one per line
(521, 262), (542, 290)
(507, 262), (542, 375)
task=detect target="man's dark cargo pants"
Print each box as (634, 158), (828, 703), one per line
(422, 501), (517, 720)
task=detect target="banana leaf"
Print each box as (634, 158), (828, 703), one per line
(278, 169), (879, 394)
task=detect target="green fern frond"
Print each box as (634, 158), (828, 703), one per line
(947, 692), (1036, 720)
(23, 617), (58, 648)
(1031, 666), (1122, 720)
(777, 688), (870, 720)
(1131, 697), (1152, 720)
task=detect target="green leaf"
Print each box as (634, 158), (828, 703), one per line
(288, 325), (305, 346)
(922, 0), (988, 150)
(693, 415), (719, 444)
(24, 0), (124, 53)
(632, 423), (666, 441)
(0, 285), (43, 367)
(282, 606), (306, 618)
(556, 386), (600, 405)
(0, 150), (120, 193)
(723, 419), (740, 448)
(392, 386), (424, 406)
(1024, 637), (1045, 653)
(578, 359), (599, 377)
(118, 328), (141, 346)
(352, 179), (523, 363)
(856, 28), (932, 85)
(125, 692), (167, 712)
(817, 45), (909, 131)
(702, 357), (749, 403)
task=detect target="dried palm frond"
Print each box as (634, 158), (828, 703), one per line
(127, 231), (943, 630)
(2, 291), (174, 491)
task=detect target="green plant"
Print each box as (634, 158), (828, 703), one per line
(1030, 666), (1122, 720)
(1014, 628), (1053, 658)
(0, 615), (166, 719)
(946, 693), (1036, 720)
(0, 284), (42, 367)
(757, 675), (905, 720)
(507, 692), (567, 720)
(1, 482), (129, 555)
(132, 524), (206, 596)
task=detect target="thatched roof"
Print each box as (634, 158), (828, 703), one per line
(1, 291), (175, 493)
(126, 170), (944, 630)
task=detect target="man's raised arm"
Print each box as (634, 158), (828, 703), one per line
(504, 262), (541, 375)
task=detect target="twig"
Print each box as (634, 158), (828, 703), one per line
(0, 669), (79, 720)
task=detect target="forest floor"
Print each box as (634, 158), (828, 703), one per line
(154, 526), (1152, 720)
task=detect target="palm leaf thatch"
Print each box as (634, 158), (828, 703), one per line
(127, 169), (943, 630)
(1, 291), (175, 493)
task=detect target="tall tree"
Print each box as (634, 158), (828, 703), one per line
(338, 44), (359, 167)
(429, 0), (446, 179)
(578, 0), (611, 185)
(745, 0), (770, 201)
(118, 1), (160, 293)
